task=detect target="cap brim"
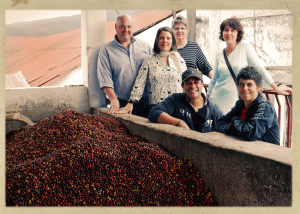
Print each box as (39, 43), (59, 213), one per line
(182, 75), (202, 83)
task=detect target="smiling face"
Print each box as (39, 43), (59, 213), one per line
(238, 78), (261, 108)
(222, 24), (238, 45)
(115, 15), (134, 43)
(182, 77), (203, 100)
(173, 23), (188, 41)
(158, 30), (172, 52)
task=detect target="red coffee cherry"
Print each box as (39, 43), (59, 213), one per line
(6, 110), (219, 206)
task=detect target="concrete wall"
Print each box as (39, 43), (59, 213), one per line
(241, 14), (293, 66)
(91, 107), (292, 206)
(5, 86), (89, 133)
(195, 11), (292, 69)
(195, 10), (221, 69)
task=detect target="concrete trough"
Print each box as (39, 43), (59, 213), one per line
(4, 84), (292, 206)
(5, 86), (90, 134)
(91, 107), (292, 206)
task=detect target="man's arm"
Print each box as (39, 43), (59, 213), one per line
(157, 112), (190, 129)
(116, 56), (151, 115)
(97, 47), (121, 114)
(102, 87), (120, 114)
(148, 94), (189, 129)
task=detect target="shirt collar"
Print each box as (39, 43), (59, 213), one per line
(114, 35), (135, 46)
(185, 93), (207, 106)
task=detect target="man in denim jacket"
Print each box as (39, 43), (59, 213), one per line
(216, 65), (280, 145)
(148, 68), (223, 133)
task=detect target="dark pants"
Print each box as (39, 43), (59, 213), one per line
(118, 96), (150, 119)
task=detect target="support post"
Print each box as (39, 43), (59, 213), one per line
(187, 10), (196, 41)
(172, 10), (176, 19)
(81, 10), (107, 108)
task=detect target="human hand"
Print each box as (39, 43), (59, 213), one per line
(177, 120), (190, 130)
(108, 99), (120, 114)
(115, 103), (133, 114)
(275, 87), (292, 96)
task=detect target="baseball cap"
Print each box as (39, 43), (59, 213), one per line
(182, 68), (203, 83)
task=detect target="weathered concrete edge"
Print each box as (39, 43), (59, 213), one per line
(91, 107), (292, 167)
(5, 87), (90, 133)
(91, 107), (292, 206)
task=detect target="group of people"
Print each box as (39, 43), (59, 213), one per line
(97, 14), (292, 146)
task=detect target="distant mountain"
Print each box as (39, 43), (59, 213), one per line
(6, 10), (151, 37)
(6, 15), (81, 37)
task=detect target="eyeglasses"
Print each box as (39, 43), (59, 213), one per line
(174, 27), (186, 31)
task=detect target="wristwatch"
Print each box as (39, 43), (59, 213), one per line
(127, 99), (136, 104)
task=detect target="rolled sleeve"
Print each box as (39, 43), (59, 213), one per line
(148, 108), (164, 122)
(148, 94), (178, 122)
(97, 47), (114, 89)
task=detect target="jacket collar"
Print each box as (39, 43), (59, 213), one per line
(238, 93), (264, 109)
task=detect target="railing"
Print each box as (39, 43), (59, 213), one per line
(203, 84), (292, 148)
(261, 89), (292, 148)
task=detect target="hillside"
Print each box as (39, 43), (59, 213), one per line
(5, 10), (151, 37)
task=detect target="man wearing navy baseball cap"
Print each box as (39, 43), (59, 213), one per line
(148, 68), (223, 133)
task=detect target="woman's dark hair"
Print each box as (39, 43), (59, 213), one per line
(153, 27), (177, 54)
(237, 65), (263, 87)
(219, 17), (244, 42)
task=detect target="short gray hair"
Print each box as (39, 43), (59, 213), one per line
(172, 15), (189, 30)
(116, 14), (133, 25)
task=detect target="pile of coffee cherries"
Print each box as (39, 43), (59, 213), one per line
(6, 110), (219, 206)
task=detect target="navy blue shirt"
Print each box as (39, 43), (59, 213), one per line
(216, 93), (280, 145)
(148, 93), (223, 133)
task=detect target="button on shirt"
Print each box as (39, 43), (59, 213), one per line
(97, 36), (152, 101)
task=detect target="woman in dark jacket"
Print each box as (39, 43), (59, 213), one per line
(216, 65), (280, 145)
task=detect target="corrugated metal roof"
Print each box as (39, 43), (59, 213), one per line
(6, 29), (81, 87)
(6, 10), (177, 87)
(106, 10), (175, 42)
(6, 71), (30, 88)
